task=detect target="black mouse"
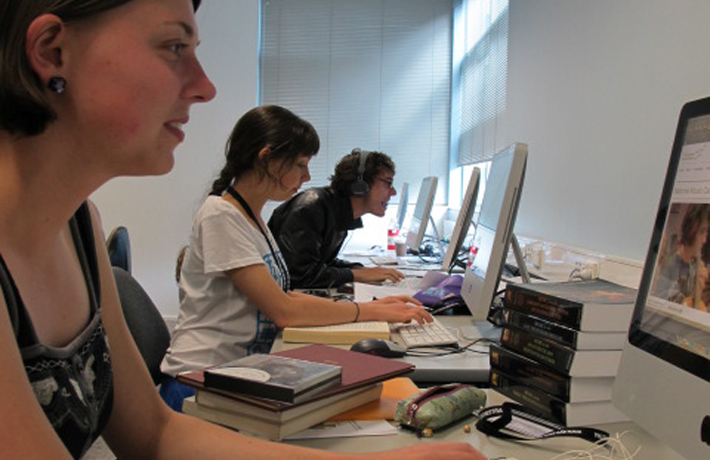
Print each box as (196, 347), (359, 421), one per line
(349, 338), (407, 358)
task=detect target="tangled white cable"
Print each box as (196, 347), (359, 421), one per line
(547, 431), (641, 460)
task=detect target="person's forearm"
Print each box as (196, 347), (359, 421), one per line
(280, 293), (360, 327)
(154, 412), (354, 460)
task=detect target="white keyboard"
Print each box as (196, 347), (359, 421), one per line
(370, 254), (399, 265)
(391, 317), (459, 348)
(381, 277), (422, 291)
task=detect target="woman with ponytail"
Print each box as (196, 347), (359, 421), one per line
(160, 105), (433, 411)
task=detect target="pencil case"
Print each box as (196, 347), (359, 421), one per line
(394, 383), (487, 432)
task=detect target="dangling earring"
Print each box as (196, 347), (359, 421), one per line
(48, 76), (67, 94)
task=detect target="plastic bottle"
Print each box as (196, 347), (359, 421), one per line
(387, 218), (400, 255)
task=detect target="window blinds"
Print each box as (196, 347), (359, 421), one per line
(453, 0), (509, 166)
(260, 0), (453, 203)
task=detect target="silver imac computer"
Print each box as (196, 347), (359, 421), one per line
(613, 97), (710, 460)
(461, 142), (527, 321)
(441, 167), (481, 272)
(396, 182), (409, 231)
(405, 176), (439, 254)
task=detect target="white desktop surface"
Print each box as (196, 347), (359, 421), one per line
(272, 316), (498, 384)
(283, 390), (684, 460)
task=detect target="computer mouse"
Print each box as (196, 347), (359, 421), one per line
(349, 338), (407, 358)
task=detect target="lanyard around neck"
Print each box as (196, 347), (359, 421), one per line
(225, 187), (290, 292)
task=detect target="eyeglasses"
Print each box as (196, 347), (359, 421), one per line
(375, 177), (395, 190)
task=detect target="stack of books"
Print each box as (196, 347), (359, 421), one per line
(178, 344), (415, 440)
(489, 278), (637, 426)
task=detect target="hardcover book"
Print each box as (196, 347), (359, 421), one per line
(282, 321), (390, 345)
(489, 344), (614, 402)
(499, 308), (626, 350)
(178, 344), (414, 409)
(500, 326), (622, 377)
(203, 353), (341, 403)
(184, 384), (383, 441)
(503, 279), (637, 331)
(489, 369), (628, 426)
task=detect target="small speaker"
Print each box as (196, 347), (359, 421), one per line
(350, 148), (371, 196)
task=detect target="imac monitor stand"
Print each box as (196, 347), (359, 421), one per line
(460, 142), (527, 321)
(441, 167), (481, 272)
(405, 176), (439, 254)
(395, 182), (409, 231)
(613, 96), (710, 460)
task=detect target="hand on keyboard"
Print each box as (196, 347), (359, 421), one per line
(352, 266), (405, 284)
(391, 317), (459, 348)
(381, 277), (422, 290)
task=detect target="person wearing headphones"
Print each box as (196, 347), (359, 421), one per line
(268, 149), (406, 289)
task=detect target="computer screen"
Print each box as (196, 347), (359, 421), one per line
(405, 176), (438, 253)
(441, 167), (481, 271)
(613, 97), (710, 460)
(460, 142), (527, 321)
(396, 182), (409, 231)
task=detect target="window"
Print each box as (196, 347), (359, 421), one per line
(452, 0), (509, 167)
(259, 0), (453, 204)
(449, 0), (508, 214)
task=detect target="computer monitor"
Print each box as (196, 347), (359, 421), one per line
(460, 142), (527, 321)
(441, 167), (481, 271)
(396, 182), (409, 231)
(405, 176), (439, 253)
(613, 97), (710, 460)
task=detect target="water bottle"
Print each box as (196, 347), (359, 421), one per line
(387, 219), (399, 255)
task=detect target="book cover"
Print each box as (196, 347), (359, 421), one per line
(489, 369), (628, 426)
(499, 308), (626, 350)
(328, 377), (420, 421)
(184, 384), (383, 441)
(489, 344), (614, 403)
(503, 279), (637, 331)
(203, 353), (342, 403)
(178, 344), (414, 409)
(500, 327), (622, 377)
(282, 321), (390, 345)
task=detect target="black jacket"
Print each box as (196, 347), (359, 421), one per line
(268, 187), (363, 288)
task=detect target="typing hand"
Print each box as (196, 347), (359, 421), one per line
(352, 266), (405, 283)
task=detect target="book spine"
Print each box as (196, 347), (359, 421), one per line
(500, 327), (576, 374)
(504, 284), (584, 329)
(501, 308), (580, 348)
(489, 344), (573, 401)
(489, 369), (571, 425)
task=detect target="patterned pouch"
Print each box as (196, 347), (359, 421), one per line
(394, 383), (487, 431)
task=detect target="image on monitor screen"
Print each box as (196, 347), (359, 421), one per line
(460, 142), (527, 321)
(441, 167), (481, 272)
(406, 176), (438, 253)
(613, 97), (710, 460)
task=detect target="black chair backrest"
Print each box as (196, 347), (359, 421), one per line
(106, 226), (131, 274)
(112, 266), (170, 386)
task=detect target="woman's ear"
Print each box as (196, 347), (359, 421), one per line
(25, 14), (66, 88)
(257, 147), (272, 162)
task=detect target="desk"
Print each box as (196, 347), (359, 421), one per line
(392, 316), (498, 384)
(284, 390), (684, 460)
(272, 316), (499, 385)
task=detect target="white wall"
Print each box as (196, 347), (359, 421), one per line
(90, 1), (259, 316)
(503, 0), (710, 262)
(91, 0), (710, 316)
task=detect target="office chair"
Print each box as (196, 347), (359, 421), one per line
(112, 266), (170, 386)
(106, 226), (131, 274)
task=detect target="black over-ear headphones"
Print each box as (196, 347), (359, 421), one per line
(350, 148), (371, 196)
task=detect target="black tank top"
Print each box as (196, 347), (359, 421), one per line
(0, 203), (114, 459)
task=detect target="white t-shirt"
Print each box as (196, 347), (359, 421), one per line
(161, 196), (287, 376)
